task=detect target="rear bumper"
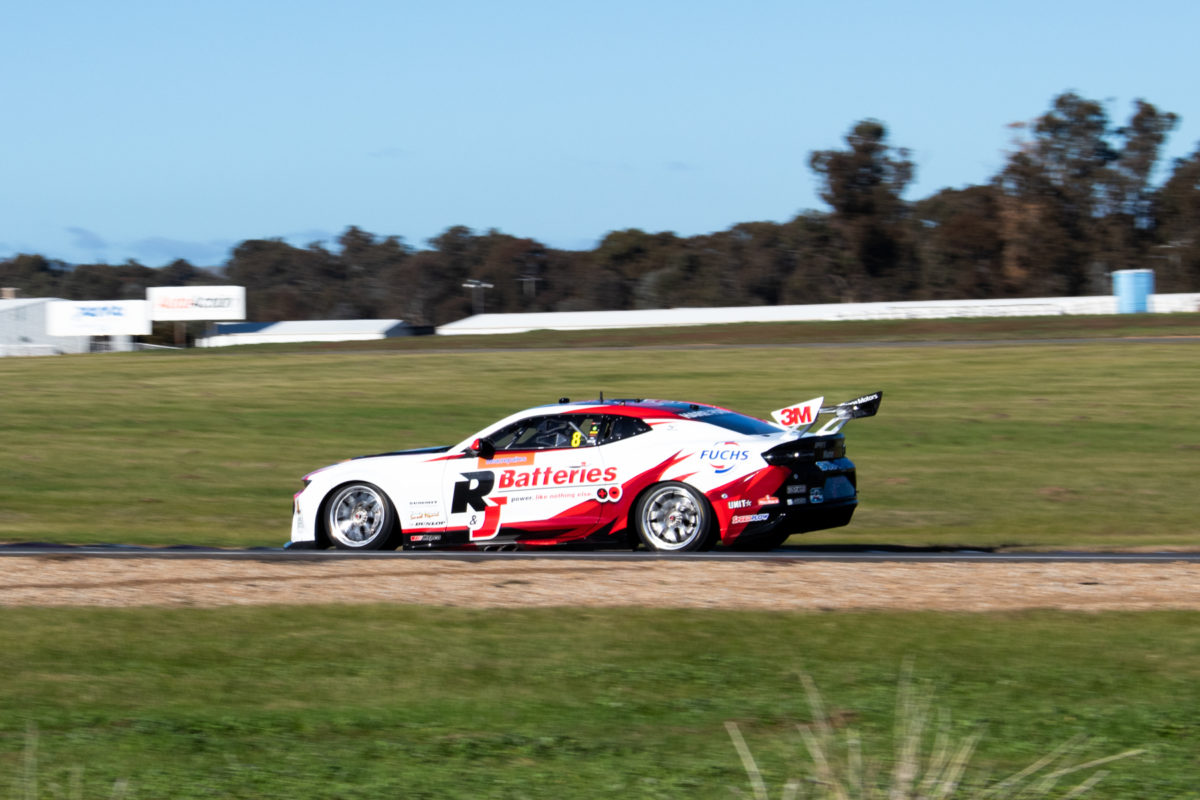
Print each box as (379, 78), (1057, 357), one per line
(732, 457), (859, 543)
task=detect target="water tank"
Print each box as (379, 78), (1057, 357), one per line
(1112, 269), (1154, 313)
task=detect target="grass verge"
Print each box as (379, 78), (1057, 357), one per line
(1, 607), (1197, 799)
(2, 330), (1199, 549)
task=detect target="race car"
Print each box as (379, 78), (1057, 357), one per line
(288, 391), (881, 552)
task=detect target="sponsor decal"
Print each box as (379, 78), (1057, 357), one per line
(75, 305), (125, 318)
(786, 497), (807, 506)
(497, 466), (617, 490)
(777, 403), (815, 427)
(47, 300), (151, 336)
(452, 471), (495, 513)
(772, 397), (823, 429)
(698, 442), (751, 474)
(757, 495), (780, 506)
(849, 391), (881, 406)
(680, 408), (720, 419)
(155, 297), (235, 310)
(478, 453), (534, 468)
(732, 512), (770, 524)
(444, 482), (508, 540)
(408, 533), (443, 542)
(147, 286), (245, 321)
(728, 499), (752, 510)
(467, 496), (506, 541)
(809, 487), (824, 504)
(786, 484), (807, 495)
(596, 485), (623, 503)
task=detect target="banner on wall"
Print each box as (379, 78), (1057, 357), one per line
(45, 301), (152, 337)
(147, 286), (246, 321)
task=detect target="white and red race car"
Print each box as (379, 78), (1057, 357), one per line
(288, 392), (881, 552)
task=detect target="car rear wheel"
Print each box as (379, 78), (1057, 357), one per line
(324, 482), (399, 550)
(634, 482), (716, 552)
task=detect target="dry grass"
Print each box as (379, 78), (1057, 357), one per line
(725, 666), (1144, 799)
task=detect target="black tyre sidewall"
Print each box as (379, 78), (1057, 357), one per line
(323, 482), (400, 551)
(633, 481), (716, 552)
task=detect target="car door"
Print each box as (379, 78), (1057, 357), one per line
(443, 414), (607, 541)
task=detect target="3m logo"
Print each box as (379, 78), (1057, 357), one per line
(772, 397), (823, 429)
(778, 405), (814, 427)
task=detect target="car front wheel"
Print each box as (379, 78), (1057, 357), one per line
(324, 482), (399, 550)
(634, 482), (716, 552)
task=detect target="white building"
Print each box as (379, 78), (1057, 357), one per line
(197, 319), (431, 347)
(0, 298), (94, 356)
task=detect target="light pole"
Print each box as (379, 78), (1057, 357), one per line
(462, 279), (494, 315)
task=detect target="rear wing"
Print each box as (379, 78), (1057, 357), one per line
(770, 391), (882, 436)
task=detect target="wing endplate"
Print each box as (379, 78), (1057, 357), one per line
(771, 397), (824, 435)
(773, 391), (883, 436)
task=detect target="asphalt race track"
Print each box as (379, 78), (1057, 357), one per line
(1, 542), (1196, 563)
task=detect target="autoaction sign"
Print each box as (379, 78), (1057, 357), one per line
(45, 301), (152, 337)
(147, 286), (246, 321)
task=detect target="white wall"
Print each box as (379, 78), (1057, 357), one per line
(437, 294), (1200, 336)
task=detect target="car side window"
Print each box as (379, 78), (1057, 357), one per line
(598, 415), (651, 444)
(487, 419), (540, 451)
(489, 415), (602, 451)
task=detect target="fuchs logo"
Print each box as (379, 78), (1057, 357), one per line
(699, 442), (750, 474)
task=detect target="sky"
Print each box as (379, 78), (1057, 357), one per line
(3, 0), (1199, 267)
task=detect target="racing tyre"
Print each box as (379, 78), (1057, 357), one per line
(324, 482), (400, 550)
(634, 482), (716, 552)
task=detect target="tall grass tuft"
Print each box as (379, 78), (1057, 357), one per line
(9, 724), (129, 800)
(726, 665), (1144, 799)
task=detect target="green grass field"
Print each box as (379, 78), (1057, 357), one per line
(2, 607), (1198, 799)
(2, 317), (1199, 798)
(2, 317), (1198, 549)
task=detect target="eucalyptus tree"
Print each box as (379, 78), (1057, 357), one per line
(809, 120), (915, 299)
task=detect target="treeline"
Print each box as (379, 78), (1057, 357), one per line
(4, 92), (1199, 326)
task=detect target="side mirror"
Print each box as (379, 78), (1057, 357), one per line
(469, 438), (496, 460)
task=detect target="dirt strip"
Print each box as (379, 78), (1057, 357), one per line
(1, 557), (1198, 611)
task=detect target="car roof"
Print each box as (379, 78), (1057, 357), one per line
(529, 398), (731, 422)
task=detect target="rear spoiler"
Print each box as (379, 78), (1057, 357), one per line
(770, 391), (882, 436)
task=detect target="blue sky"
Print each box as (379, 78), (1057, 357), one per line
(3, 0), (1198, 266)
